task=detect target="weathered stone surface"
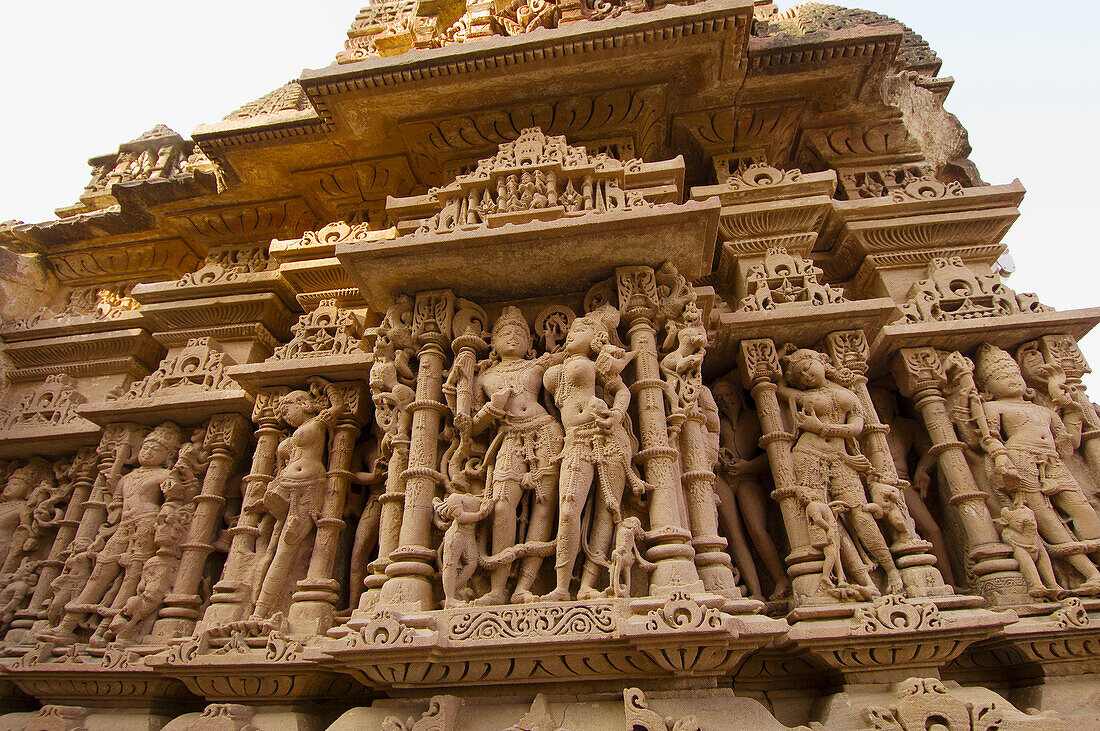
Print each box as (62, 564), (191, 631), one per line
(0, 2), (1097, 729)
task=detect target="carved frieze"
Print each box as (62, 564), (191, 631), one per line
(898, 257), (1050, 324)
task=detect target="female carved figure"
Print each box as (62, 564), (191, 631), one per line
(252, 379), (344, 619)
(347, 437), (387, 610)
(460, 306), (563, 605)
(434, 491), (493, 608)
(609, 516), (654, 599)
(711, 378), (790, 601)
(804, 498), (846, 596)
(660, 301), (708, 416)
(778, 349), (903, 596)
(543, 305), (643, 601)
(45, 421), (183, 642)
(972, 344), (1100, 594)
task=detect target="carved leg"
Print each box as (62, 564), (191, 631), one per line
(578, 461), (626, 600)
(546, 457), (594, 601)
(512, 480), (556, 603)
(714, 476), (762, 599)
(349, 498), (382, 609)
(477, 480), (521, 606)
(253, 516), (313, 618)
(903, 485), (956, 586)
(739, 478), (791, 599)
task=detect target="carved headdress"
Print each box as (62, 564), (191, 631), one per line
(144, 421), (183, 456)
(974, 343), (1022, 392)
(491, 306), (531, 339)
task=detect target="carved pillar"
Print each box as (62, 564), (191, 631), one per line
(823, 331), (949, 598)
(892, 347), (1028, 607)
(154, 413), (249, 638)
(379, 290), (454, 610)
(737, 339), (818, 603)
(1039, 334), (1100, 475)
(616, 267), (701, 594)
(359, 401), (412, 610)
(680, 410), (741, 600)
(202, 389), (287, 628)
(289, 381), (367, 634)
(24, 448), (98, 619)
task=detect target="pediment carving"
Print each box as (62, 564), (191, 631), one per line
(898, 256), (1050, 324)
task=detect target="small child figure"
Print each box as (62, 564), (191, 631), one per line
(0, 561), (37, 630)
(609, 517), (655, 598)
(434, 491), (492, 608)
(996, 502), (1063, 599)
(806, 499), (847, 595)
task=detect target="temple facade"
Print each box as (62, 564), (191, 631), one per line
(0, 2), (1097, 729)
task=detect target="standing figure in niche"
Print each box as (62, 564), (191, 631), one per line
(972, 344), (1100, 594)
(609, 516), (654, 599)
(0, 459), (55, 574)
(0, 561), (37, 631)
(459, 307), (564, 605)
(803, 496), (847, 596)
(870, 388), (956, 587)
(778, 349), (903, 596)
(45, 422), (183, 641)
(252, 379), (344, 619)
(660, 301), (708, 416)
(347, 436), (387, 610)
(434, 491), (494, 607)
(711, 378), (790, 601)
(543, 305), (645, 601)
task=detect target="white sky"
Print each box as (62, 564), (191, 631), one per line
(1, 1), (1097, 386)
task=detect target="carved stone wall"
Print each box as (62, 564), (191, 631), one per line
(0, 2), (1098, 730)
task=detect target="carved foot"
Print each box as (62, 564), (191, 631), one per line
(1073, 576), (1100, 596)
(540, 588), (571, 602)
(472, 591), (507, 607)
(885, 571), (905, 596)
(769, 580), (791, 602)
(510, 589), (538, 604)
(576, 586), (603, 601)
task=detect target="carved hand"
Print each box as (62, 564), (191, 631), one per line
(993, 453), (1019, 480)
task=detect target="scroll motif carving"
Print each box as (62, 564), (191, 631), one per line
(270, 300), (365, 360)
(839, 164), (963, 201)
(113, 338), (237, 400)
(175, 245), (273, 287)
(898, 257), (1051, 324)
(0, 375), (86, 430)
(738, 247), (846, 312)
(414, 128), (651, 236)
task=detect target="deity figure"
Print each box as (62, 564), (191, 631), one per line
(711, 378), (790, 601)
(44, 422), (184, 642)
(803, 496), (847, 596)
(459, 307), (564, 605)
(869, 388), (956, 586)
(778, 348), (903, 596)
(0, 458), (55, 574)
(971, 344), (1100, 594)
(252, 379), (344, 618)
(104, 431), (208, 645)
(543, 305), (645, 601)
(0, 561), (38, 631)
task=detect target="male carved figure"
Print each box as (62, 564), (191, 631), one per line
(543, 305), (644, 601)
(973, 344), (1100, 594)
(461, 307), (563, 605)
(995, 500), (1063, 598)
(711, 378), (790, 601)
(609, 516), (654, 599)
(778, 348), (902, 596)
(46, 422), (183, 641)
(0, 459), (55, 575)
(434, 491), (493, 608)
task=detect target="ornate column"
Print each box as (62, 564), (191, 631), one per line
(680, 408), (740, 600)
(289, 381), (368, 634)
(822, 331), (949, 597)
(615, 267), (701, 594)
(379, 290), (454, 610)
(891, 347), (1029, 607)
(154, 413), (249, 638)
(25, 448), (98, 618)
(201, 388), (287, 628)
(736, 339), (818, 603)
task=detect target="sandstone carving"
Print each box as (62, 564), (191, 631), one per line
(0, 3), (1098, 730)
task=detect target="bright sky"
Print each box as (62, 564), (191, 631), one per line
(1, 1), (1097, 385)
